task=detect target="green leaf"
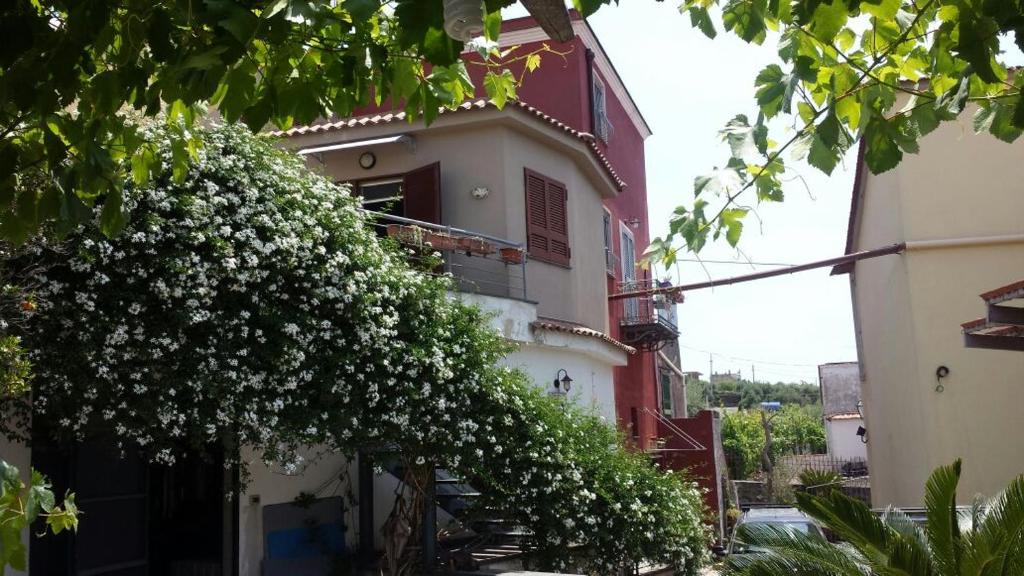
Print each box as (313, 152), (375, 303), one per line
(809, 0), (849, 44)
(720, 208), (747, 247)
(755, 64), (797, 118)
(484, 10), (502, 41)
(807, 133), (839, 175)
(859, 0), (899, 21)
(721, 115), (761, 163)
(483, 69), (516, 109)
(863, 116), (903, 174)
(694, 167), (743, 197)
(688, 6), (717, 39)
(955, 16), (1001, 85)
(100, 189), (127, 237)
(219, 9), (259, 43)
(343, 0), (379, 21)
(723, 0), (768, 44)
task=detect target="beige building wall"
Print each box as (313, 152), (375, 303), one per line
(286, 116), (613, 332)
(850, 110), (1024, 507)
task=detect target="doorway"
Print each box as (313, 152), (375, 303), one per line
(30, 439), (234, 576)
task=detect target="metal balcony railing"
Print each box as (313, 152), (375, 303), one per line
(364, 210), (528, 301)
(616, 279), (679, 351)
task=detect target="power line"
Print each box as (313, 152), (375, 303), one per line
(678, 343), (820, 368)
(674, 258), (796, 267)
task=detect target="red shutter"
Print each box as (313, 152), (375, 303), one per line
(524, 168), (570, 266)
(545, 180), (569, 265)
(403, 162), (441, 224)
(525, 169), (550, 259)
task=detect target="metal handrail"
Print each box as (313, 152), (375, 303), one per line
(362, 209), (524, 249)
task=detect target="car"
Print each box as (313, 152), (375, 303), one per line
(727, 506), (826, 555)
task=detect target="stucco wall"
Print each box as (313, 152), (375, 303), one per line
(818, 362), (860, 416)
(825, 418), (868, 461)
(288, 120), (611, 333)
(850, 109), (1024, 507)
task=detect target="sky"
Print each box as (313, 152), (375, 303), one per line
(504, 3), (861, 384)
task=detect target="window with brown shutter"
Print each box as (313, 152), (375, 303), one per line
(524, 169), (570, 266)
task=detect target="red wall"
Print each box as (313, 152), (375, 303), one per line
(658, 411), (723, 527)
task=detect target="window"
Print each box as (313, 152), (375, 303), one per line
(620, 222), (638, 318)
(524, 169), (570, 266)
(591, 75), (612, 143)
(602, 208), (615, 276)
(349, 162), (441, 224)
(660, 370), (674, 417)
(358, 178), (404, 215)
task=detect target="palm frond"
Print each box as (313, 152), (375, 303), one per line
(725, 524), (868, 576)
(796, 491), (895, 566)
(961, 472), (1024, 576)
(924, 459), (963, 575)
(880, 507), (934, 576)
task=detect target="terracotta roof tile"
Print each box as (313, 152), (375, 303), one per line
(979, 279), (1024, 304)
(826, 412), (862, 421)
(531, 317), (636, 355)
(270, 99), (627, 191)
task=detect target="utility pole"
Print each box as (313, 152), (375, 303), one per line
(752, 364), (756, 384)
(708, 354), (714, 408)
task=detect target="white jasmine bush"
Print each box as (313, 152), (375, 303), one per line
(2, 124), (709, 573)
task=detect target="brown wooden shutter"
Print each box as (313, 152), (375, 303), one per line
(403, 162), (441, 224)
(526, 169), (550, 259)
(524, 168), (570, 266)
(545, 179), (570, 264)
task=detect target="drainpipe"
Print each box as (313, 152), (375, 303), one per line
(903, 233), (1024, 251)
(585, 49), (596, 133)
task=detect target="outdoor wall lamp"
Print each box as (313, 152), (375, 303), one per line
(551, 369), (573, 397)
(443, 0), (485, 41)
(856, 425), (868, 444)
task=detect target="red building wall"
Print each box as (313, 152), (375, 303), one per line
(658, 411), (724, 531)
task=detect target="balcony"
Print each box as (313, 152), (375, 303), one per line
(616, 279), (680, 352)
(365, 210), (528, 301)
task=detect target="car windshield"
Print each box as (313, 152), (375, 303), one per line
(737, 520), (823, 539)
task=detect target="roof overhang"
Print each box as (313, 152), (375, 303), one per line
(274, 100), (625, 198)
(297, 134), (414, 156)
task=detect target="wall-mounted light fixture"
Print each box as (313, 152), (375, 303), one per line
(625, 217), (642, 229)
(551, 369), (573, 397)
(470, 186), (489, 199)
(443, 0), (485, 41)
(935, 365), (950, 393)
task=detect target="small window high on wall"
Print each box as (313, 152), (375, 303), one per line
(592, 75), (612, 143)
(524, 169), (570, 266)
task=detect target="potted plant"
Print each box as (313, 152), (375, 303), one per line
(456, 236), (494, 255)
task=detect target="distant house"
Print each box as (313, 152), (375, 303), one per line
(833, 102), (1024, 507)
(817, 362), (866, 462)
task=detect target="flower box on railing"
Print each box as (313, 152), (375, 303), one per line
(386, 224), (460, 251)
(457, 236), (495, 256)
(499, 247), (525, 264)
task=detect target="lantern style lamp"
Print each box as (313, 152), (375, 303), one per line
(552, 369), (573, 397)
(443, 0), (485, 41)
